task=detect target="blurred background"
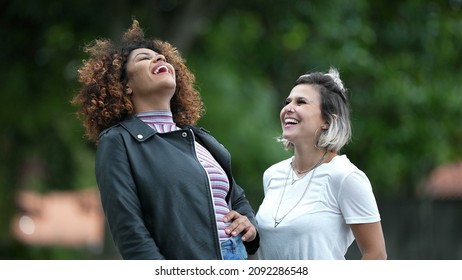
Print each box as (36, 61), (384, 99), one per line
(1, 0), (461, 259)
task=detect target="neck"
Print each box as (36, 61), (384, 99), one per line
(131, 86), (175, 112)
(292, 149), (330, 174)
(133, 94), (172, 113)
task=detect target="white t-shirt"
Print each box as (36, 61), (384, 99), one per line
(255, 155), (381, 260)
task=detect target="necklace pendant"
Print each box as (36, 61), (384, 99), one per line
(274, 221), (280, 228)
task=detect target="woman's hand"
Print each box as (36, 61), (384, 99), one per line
(223, 210), (257, 242)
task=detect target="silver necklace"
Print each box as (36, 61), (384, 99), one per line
(290, 170), (304, 185)
(272, 151), (328, 228)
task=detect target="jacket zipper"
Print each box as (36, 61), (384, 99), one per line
(188, 129), (224, 260)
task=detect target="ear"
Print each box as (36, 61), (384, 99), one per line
(322, 114), (337, 130)
(321, 120), (329, 130)
(126, 85), (133, 94)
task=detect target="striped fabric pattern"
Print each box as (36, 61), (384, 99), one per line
(136, 111), (232, 241)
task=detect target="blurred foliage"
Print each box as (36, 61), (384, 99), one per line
(1, 0), (461, 259)
(190, 0), (462, 201)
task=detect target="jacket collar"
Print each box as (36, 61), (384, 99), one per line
(117, 115), (211, 143)
(120, 115), (157, 142)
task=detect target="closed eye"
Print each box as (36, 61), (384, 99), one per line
(283, 97), (307, 107)
(296, 98), (307, 105)
(133, 52), (153, 62)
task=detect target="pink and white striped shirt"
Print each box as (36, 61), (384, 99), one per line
(136, 111), (232, 242)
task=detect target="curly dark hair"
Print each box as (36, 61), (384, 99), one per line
(72, 20), (204, 142)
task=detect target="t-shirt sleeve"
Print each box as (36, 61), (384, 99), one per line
(262, 167), (273, 195)
(338, 171), (381, 224)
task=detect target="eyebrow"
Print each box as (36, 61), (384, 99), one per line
(287, 96), (308, 101)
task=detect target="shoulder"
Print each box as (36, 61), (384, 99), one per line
(97, 123), (127, 148)
(263, 158), (292, 182)
(327, 155), (365, 176)
(184, 125), (212, 137)
(265, 158), (291, 173)
(325, 155), (370, 185)
(98, 116), (156, 143)
(184, 125), (224, 146)
(99, 123), (124, 139)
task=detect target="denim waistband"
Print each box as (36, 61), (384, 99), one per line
(221, 235), (248, 260)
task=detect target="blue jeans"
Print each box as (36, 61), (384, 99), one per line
(221, 235), (248, 260)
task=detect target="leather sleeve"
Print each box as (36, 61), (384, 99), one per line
(96, 130), (165, 260)
(229, 178), (260, 254)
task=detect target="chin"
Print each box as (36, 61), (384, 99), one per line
(157, 80), (176, 90)
(282, 131), (293, 139)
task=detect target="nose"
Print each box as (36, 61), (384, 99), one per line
(285, 106), (295, 113)
(155, 54), (166, 62)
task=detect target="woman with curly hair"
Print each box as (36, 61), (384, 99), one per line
(72, 20), (259, 260)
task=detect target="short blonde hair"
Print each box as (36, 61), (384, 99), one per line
(280, 68), (351, 153)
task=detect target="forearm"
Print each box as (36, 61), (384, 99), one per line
(361, 249), (387, 260)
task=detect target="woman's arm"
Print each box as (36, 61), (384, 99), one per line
(96, 131), (165, 259)
(227, 179), (260, 254)
(350, 222), (387, 260)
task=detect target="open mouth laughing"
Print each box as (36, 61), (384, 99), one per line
(152, 65), (170, 75)
(284, 118), (299, 127)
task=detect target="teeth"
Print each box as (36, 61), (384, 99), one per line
(285, 118), (299, 125)
(153, 65), (168, 75)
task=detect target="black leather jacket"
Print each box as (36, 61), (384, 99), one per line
(95, 116), (259, 259)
